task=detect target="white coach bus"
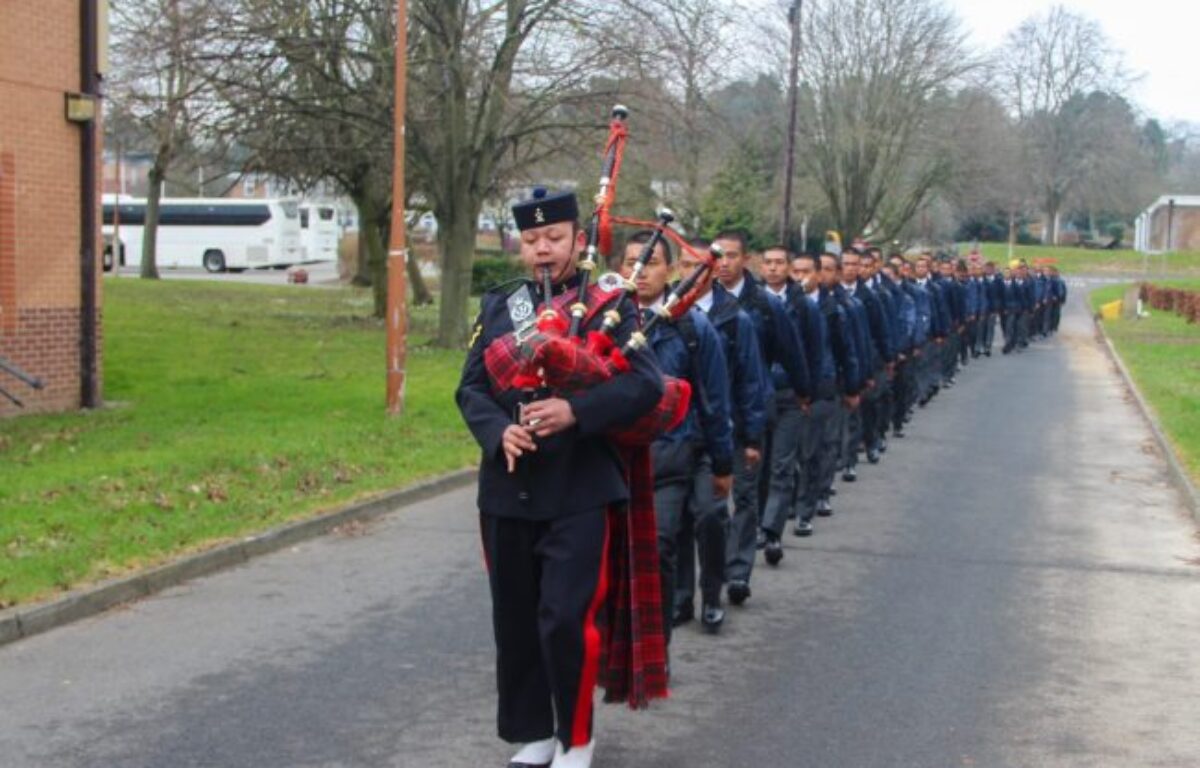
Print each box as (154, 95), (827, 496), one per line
(299, 202), (339, 263)
(101, 196), (304, 272)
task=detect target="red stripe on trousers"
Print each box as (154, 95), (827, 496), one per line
(571, 514), (610, 748)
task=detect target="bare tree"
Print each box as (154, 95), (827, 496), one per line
(1000, 5), (1130, 243)
(615, 0), (746, 230)
(406, 0), (634, 347)
(786, 0), (976, 242)
(109, 0), (224, 278)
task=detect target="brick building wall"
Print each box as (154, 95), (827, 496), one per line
(0, 1), (102, 416)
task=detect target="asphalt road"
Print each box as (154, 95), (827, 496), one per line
(2, 293), (1199, 767)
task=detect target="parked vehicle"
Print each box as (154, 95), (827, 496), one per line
(299, 203), (339, 263)
(101, 196), (304, 273)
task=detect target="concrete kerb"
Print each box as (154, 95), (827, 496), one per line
(1094, 318), (1200, 524)
(0, 467), (477, 649)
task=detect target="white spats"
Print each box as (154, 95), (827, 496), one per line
(510, 737), (556, 766)
(551, 740), (594, 768)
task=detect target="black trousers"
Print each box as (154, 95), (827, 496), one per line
(653, 444), (724, 639)
(481, 509), (608, 749)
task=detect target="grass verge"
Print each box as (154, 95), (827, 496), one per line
(1090, 280), (1200, 486)
(0, 280), (478, 608)
(970, 243), (1200, 277)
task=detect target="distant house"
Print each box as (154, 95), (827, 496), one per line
(1134, 195), (1200, 253)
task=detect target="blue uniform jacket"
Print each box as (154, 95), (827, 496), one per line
(733, 272), (811, 398)
(987, 275), (1005, 314)
(1003, 279), (1022, 313)
(901, 279), (930, 347)
(1020, 279), (1036, 311)
(819, 286), (863, 396)
(833, 283), (875, 381)
(852, 279), (895, 369)
(779, 281), (835, 398)
(964, 278), (981, 318)
(647, 307), (735, 478)
(457, 277), (664, 520)
(704, 284), (768, 450)
(871, 276), (904, 359)
(885, 277), (917, 353)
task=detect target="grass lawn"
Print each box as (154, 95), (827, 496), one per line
(1090, 280), (1200, 486)
(969, 243), (1200, 277)
(0, 280), (479, 608)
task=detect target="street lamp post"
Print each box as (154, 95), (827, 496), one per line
(386, 0), (409, 415)
(781, 0), (802, 247)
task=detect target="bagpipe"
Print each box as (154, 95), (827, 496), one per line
(481, 105), (723, 448)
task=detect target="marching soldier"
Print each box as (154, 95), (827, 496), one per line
(712, 231), (809, 606)
(759, 245), (824, 560)
(619, 231), (735, 637)
(457, 188), (664, 768)
(793, 252), (863, 531)
(674, 239), (768, 623)
(982, 261), (1004, 356)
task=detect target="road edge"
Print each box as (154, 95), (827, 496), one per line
(1094, 317), (1200, 525)
(0, 467), (478, 648)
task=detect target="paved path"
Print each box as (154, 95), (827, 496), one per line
(2, 294), (1199, 767)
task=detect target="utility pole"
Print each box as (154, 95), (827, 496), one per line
(386, 0), (409, 415)
(780, 0), (802, 247)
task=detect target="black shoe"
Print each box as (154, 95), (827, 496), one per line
(879, 437), (888, 453)
(727, 580), (751, 606)
(764, 537), (783, 566)
(509, 761), (552, 768)
(701, 602), (725, 633)
(816, 499), (833, 517)
(829, 488), (837, 497)
(893, 427), (905, 438)
(793, 520), (814, 536)
(984, 350), (992, 357)
(672, 603), (694, 627)
(842, 467), (857, 482)
(867, 449), (880, 464)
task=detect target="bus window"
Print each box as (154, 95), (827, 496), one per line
(300, 209), (310, 229)
(319, 207), (335, 221)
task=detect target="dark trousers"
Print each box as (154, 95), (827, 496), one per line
(761, 397), (806, 537)
(980, 312), (996, 353)
(1002, 313), (1017, 352)
(892, 359), (913, 431)
(1050, 302), (1062, 332)
(942, 333), (959, 381)
(820, 406), (848, 500)
(653, 445), (725, 635)
(959, 324), (973, 364)
(726, 436), (763, 584)
(798, 398), (838, 522)
(481, 509), (608, 749)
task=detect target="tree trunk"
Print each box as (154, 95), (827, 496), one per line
(435, 207), (476, 348)
(141, 164), (164, 279)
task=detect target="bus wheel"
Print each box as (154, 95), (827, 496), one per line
(203, 250), (226, 273)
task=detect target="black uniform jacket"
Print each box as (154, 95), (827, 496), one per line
(456, 275), (665, 521)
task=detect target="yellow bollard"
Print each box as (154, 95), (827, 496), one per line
(1099, 300), (1123, 321)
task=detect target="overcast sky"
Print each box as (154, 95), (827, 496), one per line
(949, 0), (1200, 127)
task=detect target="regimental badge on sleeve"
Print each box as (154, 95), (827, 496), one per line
(506, 285), (537, 342)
